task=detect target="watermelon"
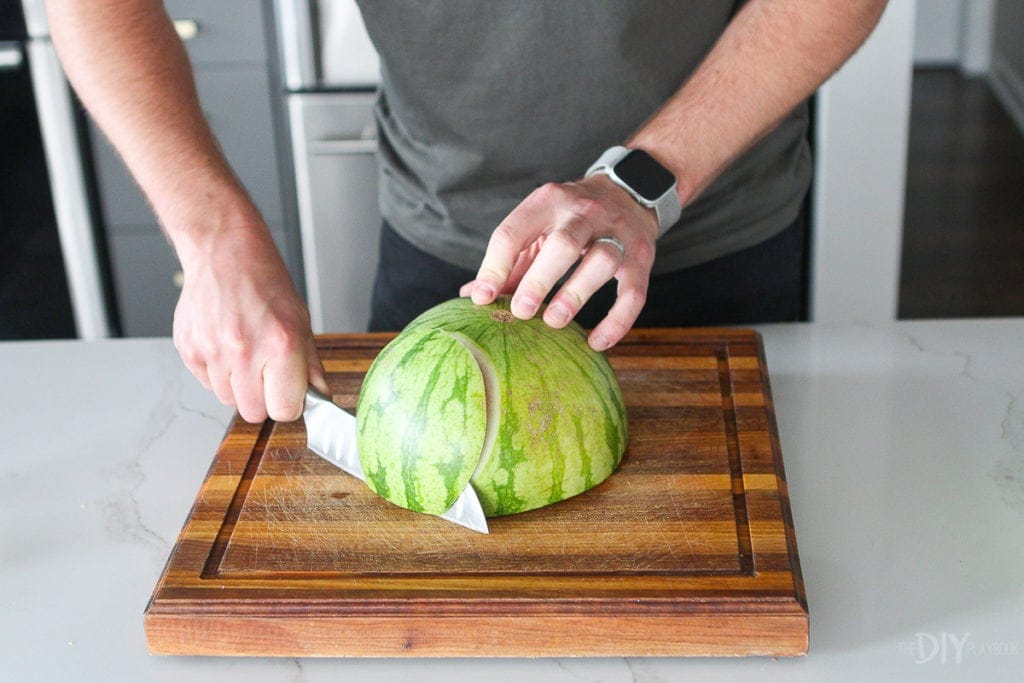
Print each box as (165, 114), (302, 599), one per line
(355, 296), (628, 517)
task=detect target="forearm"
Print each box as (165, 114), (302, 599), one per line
(46, 0), (321, 421)
(45, 0), (265, 264)
(629, 0), (887, 207)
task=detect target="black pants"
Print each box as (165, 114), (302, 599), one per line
(369, 217), (806, 331)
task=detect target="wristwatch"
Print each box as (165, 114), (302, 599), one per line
(585, 146), (682, 236)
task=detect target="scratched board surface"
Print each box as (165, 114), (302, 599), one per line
(146, 329), (808, 657)
(218, 348), (741, 575)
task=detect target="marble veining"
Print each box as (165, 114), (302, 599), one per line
(98, 348), (188, 557)
(2, 324), (1022, 682)
(873, 322), (1024, 514)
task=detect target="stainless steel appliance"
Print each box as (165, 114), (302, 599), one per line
(0, 0), (111, 339)
(275, 0), (382, 333)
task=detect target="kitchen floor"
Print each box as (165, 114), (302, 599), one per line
(898, 68), (1024, 319)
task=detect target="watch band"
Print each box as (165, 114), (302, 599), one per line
(585, 146), (682, 237)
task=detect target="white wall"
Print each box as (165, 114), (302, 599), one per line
(960, 0), (996, 75)
(989, 0), (1024, 134)
(913, 0), (995, 74)
(913, 0), (962, 64)
(810, 0), (915, 322)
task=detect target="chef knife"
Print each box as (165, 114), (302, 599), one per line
(303, 387), (489, 533)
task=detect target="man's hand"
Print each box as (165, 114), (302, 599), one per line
(172, 225), (328, 423)
(461, 174), (658, 352)
(463, 0), (886, 349)
(47, 0), (328, 423)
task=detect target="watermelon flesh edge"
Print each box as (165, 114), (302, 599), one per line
(446, 332), (500, 483)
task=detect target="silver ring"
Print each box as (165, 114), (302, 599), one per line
(591, 235), (625, 259)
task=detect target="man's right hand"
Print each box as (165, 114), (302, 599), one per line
(172, 223), (328, 423)
(46, 0), (328, 423)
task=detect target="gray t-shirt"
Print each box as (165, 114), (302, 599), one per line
(355, 1), (811, 275)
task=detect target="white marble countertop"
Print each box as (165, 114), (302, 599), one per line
(1, 320), (1022, 681)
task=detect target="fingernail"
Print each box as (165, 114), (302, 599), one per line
(591, 334), (611, 351)
(472, 283), (495, 304)
(513, 296), (538, 319)
(546, 303), (570, 327)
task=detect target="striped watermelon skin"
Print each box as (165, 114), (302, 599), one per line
(356, 296), (628, 518)
(356, 327), (487, 515)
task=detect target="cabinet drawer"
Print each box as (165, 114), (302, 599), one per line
(91, 67), (283, 231)
(164, 0), (268, 65)
(108, 232), (180, 337)
(109, 226), (292, 337)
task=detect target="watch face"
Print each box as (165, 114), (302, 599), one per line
(614, 149), (675, 202)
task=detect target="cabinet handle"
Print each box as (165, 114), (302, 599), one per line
(173, 19), (200, 41)
(0, 42), (23, 71)
(311, 138), (378, 156)
(173, 270), (185, 289)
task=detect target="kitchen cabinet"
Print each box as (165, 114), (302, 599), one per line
(88, 0), (298, 337)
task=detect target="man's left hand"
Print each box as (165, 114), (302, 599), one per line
(461, 174), (658, 352)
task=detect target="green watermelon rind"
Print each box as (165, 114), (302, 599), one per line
(355, 327), (486, 515)
(355, 296), (628, 518)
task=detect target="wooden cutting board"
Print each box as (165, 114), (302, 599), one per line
(145, 329), (808, 657)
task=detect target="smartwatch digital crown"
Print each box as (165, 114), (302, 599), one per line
(585, 146), (682, 236)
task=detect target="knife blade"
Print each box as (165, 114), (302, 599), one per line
(303, 387), (489, 533)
